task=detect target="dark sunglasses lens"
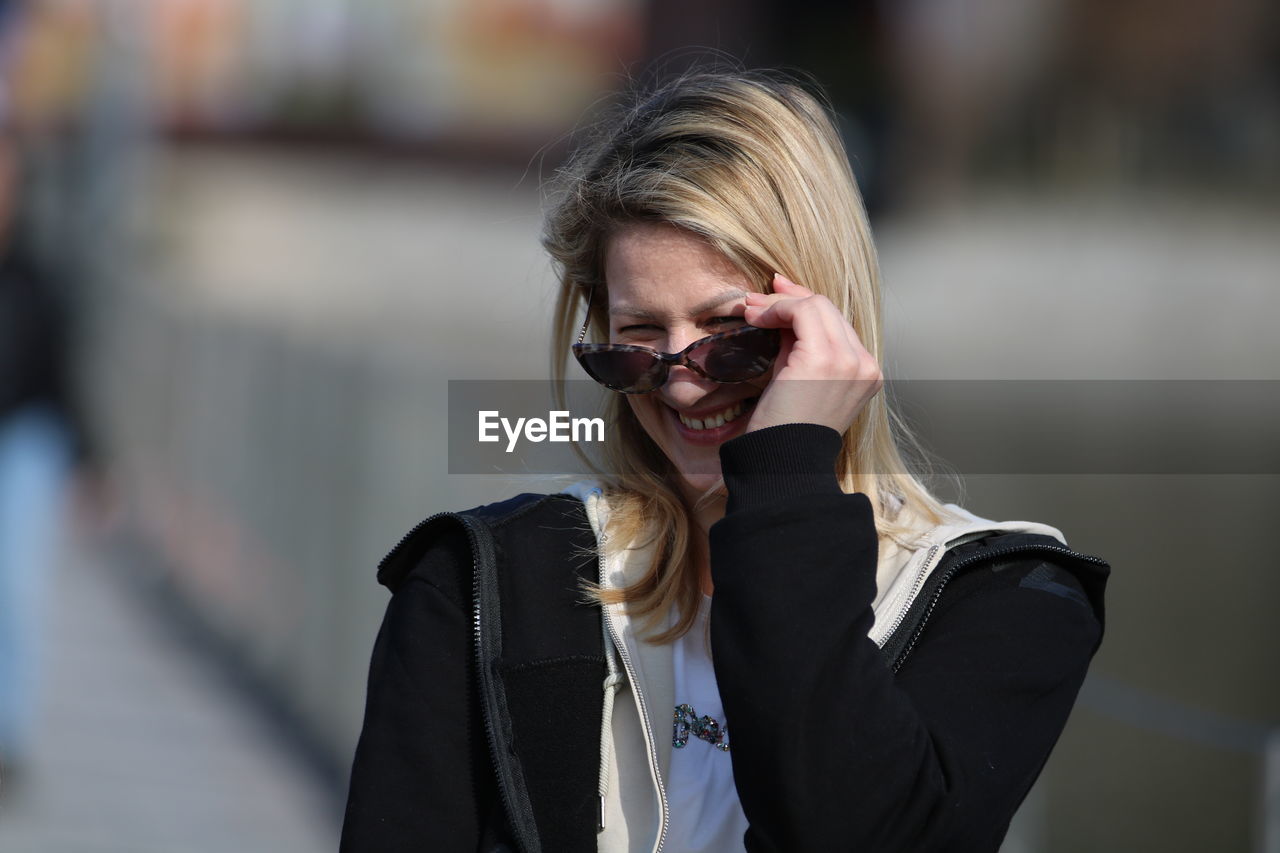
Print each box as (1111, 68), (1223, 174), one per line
(577, 349), (667, 392)
(691, 327), (780, 381)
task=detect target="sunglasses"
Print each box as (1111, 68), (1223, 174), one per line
(571, 286), (781, 394)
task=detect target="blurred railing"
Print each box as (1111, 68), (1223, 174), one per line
(81, 146), (560, 783)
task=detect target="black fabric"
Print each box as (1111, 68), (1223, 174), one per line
(500, 657), (605, 851)
(490, 495), (601, 662)
(341, 522), (497, 852)
(487, 495), (605, 851)
(878, 530), (1110, 673)
(718, 422), (845, 514)
(709, 428), (1108, 852)
(0, 235), (95, 465)
(0, 247), (71, 419)
(376, 492), (549, 591)
(341, 424), (1109, 853)
(344, 495), (605, 853)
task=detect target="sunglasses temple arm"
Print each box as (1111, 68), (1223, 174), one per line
(575, 285), (594, 345)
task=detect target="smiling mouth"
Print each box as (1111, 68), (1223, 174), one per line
(675, 397), (757, 431)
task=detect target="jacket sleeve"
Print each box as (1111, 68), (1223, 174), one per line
(707, 424), (1104, 853)
(340, 527), (494, 852)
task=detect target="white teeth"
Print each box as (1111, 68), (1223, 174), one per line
(678, 399), (749, 431)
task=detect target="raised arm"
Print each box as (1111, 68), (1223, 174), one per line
(708, 424), (1103, 852)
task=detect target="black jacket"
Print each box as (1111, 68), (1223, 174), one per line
(0, 247), (70, 419)
(341, 424), (1109, 852)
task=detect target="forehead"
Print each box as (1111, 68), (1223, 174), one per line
(603, 222), (749, 314)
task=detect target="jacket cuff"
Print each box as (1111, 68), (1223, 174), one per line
(719, 423), (844, 514)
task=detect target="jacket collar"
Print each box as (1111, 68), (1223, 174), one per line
(560, 479), (1070, 648)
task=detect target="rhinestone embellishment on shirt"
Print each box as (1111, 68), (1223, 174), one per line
(673, 703), (731, 752)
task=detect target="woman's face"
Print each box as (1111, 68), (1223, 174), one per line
(603, 221), (771, 503)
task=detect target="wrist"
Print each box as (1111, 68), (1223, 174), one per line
(718, 423), (844, 514)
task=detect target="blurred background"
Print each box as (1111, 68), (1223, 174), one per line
(0, 0), (1275, 850)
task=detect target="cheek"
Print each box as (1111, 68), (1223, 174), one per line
(627, 396), (668, 443)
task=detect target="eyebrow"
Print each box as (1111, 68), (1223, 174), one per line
(608, 288), (749, 322)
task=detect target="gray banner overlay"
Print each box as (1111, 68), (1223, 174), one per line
(447, 380), (1280, 475)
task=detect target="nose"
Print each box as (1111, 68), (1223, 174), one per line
(662, 325), (703, 355)
(659, 328), (717, 403)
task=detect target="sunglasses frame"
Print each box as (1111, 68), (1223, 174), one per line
(571, 284), (780, 394)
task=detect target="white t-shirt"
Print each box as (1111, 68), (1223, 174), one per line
(666, 594), (749, 852)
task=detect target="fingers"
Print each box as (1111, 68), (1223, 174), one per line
(770, 272), (810, 295)
(744, 294), (842, 352)
(743, 272), (812, 306)
(745, 276), (860, 354)
(743, 273), (879, 380)
(738, 274), (883, 434)
(767, 273), (860, 349)
(742, 273), (811, 324)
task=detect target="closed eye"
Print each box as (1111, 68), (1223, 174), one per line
(616, 323), (662, 336)
(614, 323), (665, 346)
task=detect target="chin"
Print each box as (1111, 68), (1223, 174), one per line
(629, 393), (759, 504)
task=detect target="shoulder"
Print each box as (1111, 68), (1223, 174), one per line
(886, 529), (1110, 689)
(899, 499), (1111, 630)
(375, 492), (591, 597)
(932, 529), (1110, 649)
(373, 491), (603, 672)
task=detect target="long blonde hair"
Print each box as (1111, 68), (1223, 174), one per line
(543, 68), (952, 642)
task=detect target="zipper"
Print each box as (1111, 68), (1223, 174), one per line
(387, 511), (539, 853)
(875, 543), (940, 648)
(587, 495), (670, 853)
(462, 512), (543, 853)
(889, 543), (1107, 673)
(376, 510), (453, 572)
(380, 511), (512, 793)
(602, 596), (672, 853)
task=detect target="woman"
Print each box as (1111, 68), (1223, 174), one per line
(341, 68), (1109, 853)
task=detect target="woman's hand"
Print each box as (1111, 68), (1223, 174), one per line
(740, 273), (883, 435)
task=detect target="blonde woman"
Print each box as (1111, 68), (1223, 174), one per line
(341, 69), (1109, 853)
